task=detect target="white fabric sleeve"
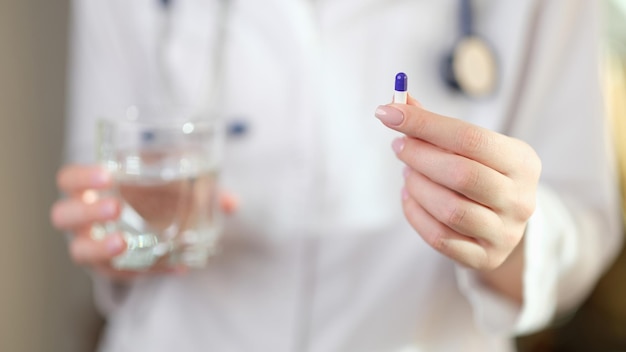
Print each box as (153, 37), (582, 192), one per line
(456, 185), (616, 335)
(456, 0), (624, 336)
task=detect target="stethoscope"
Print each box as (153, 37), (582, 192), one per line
(441, 0), (498, 98)
(157, 0), (498, 112)
(156, 0), (250, 136)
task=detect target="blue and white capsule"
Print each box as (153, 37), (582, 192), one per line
(394, 72), (408, 104)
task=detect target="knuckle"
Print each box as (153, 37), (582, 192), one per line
(451, 161), (480, 192)
(489, 251), (510, 270)
(457, 241), (493, 270)
(499, 185), (537, 223)
(445, 201), (468, 228)
(69, 240), (87, 265)
(505, 230), (524, 250)
(511, 193), (536, 221)
(430, 230), (450, 253)
(468, 248), (499, 271)
(456, 127), (490, 154)
(514, 139), (543, 178)
(518, 199), (536, 220)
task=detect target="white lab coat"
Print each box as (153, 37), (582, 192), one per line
(66, 0), (623, 351)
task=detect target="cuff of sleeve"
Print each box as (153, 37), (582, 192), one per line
(91, 272), (132, 317)
(456, 185), (577, 336)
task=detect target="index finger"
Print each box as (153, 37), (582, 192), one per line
(57, 164), (113, 194)
(375, 103), (521, 175)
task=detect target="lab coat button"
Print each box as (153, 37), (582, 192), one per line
(227, 120), (249, 138)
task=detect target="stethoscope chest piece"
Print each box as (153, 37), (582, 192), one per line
(450, 36), (497, 98)
(441, 0), (499, 98)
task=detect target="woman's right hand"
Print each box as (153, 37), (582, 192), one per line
(50, 165), (184, 282)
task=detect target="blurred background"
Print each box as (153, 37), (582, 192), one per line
(0, 1), (624, 351)
(0, 0), (103, 351)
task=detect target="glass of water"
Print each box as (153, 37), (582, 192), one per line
(92, 105), (223, 270)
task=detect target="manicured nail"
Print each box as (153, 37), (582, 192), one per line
(99, 199), (117, 218)
(401, 187), (409, 201)
(92, 170), (111, 187)
(106, 235), (126, 255)
(392, 137), (405, 153)
(375, 105), (404, 126)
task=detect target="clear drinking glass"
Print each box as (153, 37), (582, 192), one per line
(92, 105), (223, 270)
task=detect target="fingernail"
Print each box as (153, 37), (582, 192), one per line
(375, 105), (404, 126)
(403, 166), (410, 178)
(106, 235), (126, 255)
(401, 187), (409, 201)
(92, 170), (111, 187)
(392, 137), (405, 153)
(99, 200), (117, 218)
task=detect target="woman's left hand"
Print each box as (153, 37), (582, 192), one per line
(375, 96), (541, 271)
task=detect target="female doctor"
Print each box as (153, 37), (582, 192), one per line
(51, 0), (623, 351)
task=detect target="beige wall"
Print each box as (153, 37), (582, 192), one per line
(0, 1), (102, 351)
